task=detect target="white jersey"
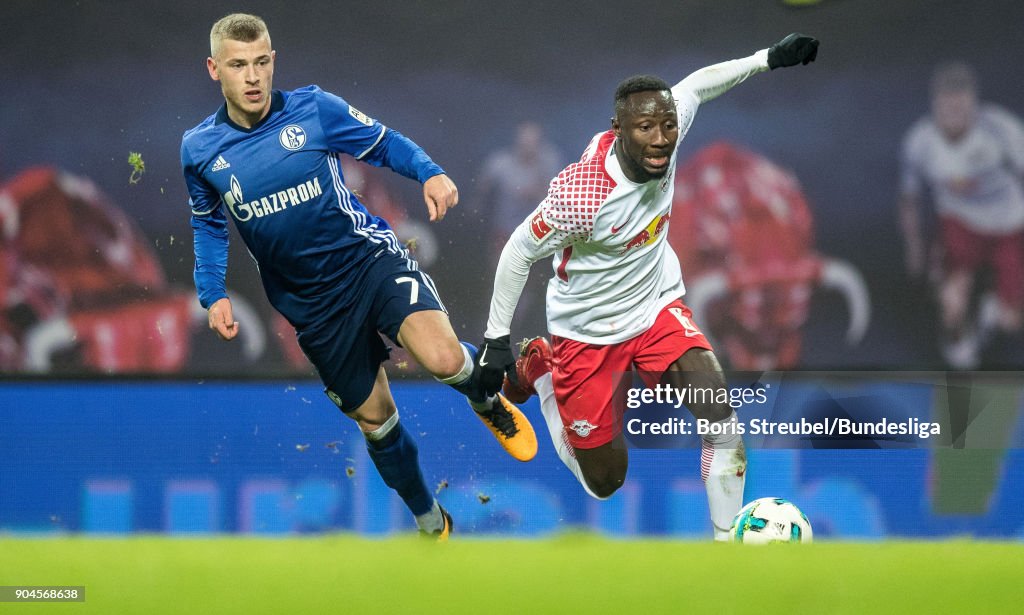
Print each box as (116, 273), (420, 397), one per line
(486, 50), (770, 344)
(900, 104), (1024, 234)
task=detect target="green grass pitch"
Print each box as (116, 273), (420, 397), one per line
(1, 534), (1021, 613)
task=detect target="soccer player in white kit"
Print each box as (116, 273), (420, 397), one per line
(899, 62), (1024, 368)
(474, 34), (819, 540)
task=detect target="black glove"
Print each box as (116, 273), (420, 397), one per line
(767, 33), (819, 70)
(476, 335), (517, 397)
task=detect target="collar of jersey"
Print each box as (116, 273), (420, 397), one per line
(606, 141), (642, 187)
(216, 90), (285, 133)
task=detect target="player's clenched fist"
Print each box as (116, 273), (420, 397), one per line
(475, 335), (517, 396)
(767, 33), (819, 69)
(423, 173), (459, 222)
(208, 297), (239, 341)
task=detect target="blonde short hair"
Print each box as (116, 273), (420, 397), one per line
(210, 13), (270, 57)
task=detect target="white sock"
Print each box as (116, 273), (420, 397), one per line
(435, 344), (496, 413)
(468, 395), (498, 413)
(415, 500), (444, 533)
(535, 373), (607, 500)
(701, 412), (747, 541)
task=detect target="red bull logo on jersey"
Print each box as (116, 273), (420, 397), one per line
(620, 213), (670, 254)
(222, 175), (323, 222)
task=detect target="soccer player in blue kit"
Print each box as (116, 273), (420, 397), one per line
(181, 13), (537, 539)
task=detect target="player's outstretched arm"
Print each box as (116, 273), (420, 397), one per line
(207, 297), (239, 341)
(675, 33), (818, 104)
(423, 173), (459, 222)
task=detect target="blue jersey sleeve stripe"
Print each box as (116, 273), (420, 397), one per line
(355, 126), (387, 161)
(372, 227), (409, 259)
(328, 153), (413, 262)
(329, 153), (373, 236)
(418, 271), (447, 313)
(329, 154), (395, 252)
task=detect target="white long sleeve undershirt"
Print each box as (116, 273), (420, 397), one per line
(486, 226), (544, 338)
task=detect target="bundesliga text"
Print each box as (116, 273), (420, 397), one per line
(625, 416), (942, 439)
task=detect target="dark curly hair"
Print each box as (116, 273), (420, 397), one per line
(614, 75), (671, 117)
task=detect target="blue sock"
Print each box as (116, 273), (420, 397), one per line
(440, 342), (488, 404)
(364, 415), (434, 517)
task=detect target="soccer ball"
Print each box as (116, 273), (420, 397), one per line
(730, 497), (813, 544)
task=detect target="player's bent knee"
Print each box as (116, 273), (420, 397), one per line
(586, 475), (625, 499)
(423, 341), (467, 380)
(666, 349), (731, 423)
(396, 310), (466, 377)
(582, 467), (626, 498)
(576, 448), (628, 499)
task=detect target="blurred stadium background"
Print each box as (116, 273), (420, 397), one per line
(2, 2), (1023, 607)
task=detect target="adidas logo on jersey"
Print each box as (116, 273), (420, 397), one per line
(211, 155), (231, 172)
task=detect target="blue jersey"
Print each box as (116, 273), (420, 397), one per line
(181, 86), (444, 328)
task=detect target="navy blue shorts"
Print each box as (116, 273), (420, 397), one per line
(295, 253), (446, 413)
